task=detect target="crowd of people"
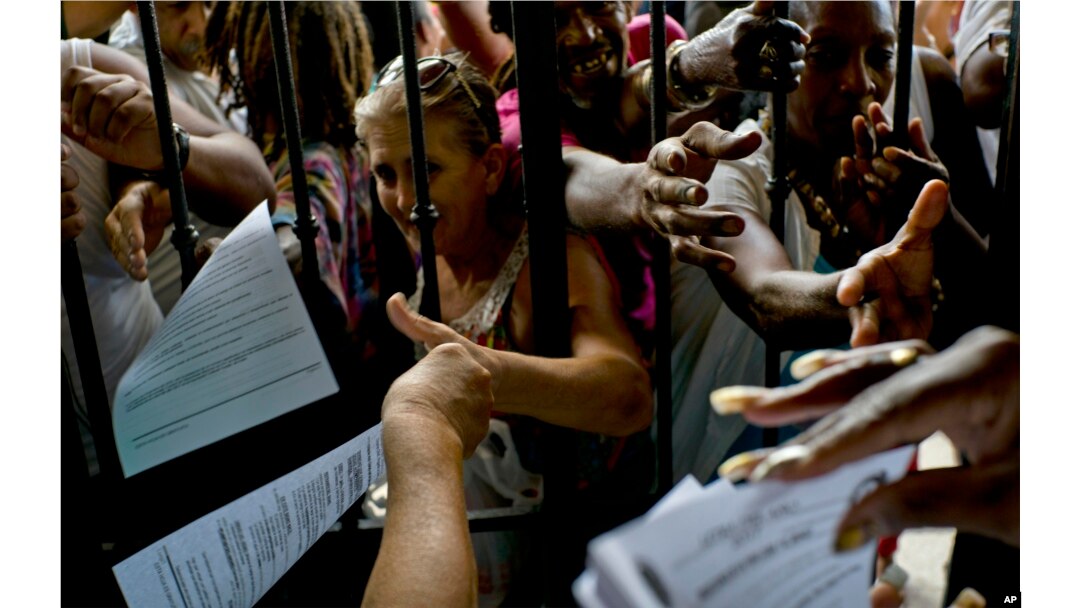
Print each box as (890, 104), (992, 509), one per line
(60, 1), (1018, 606)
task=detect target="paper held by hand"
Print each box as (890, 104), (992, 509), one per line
(576, 445), (915, 608)
(111, 201), (338, 477)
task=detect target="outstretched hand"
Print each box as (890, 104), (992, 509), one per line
(61, 65), (164, 172)
(717, 326), (1019, 548)
(386, 292), (504, 393)
(104, 180), (171, 281)
(838, 179), (948, 347)
(837, 102), (949, 249)
(641, 122), (762, 269)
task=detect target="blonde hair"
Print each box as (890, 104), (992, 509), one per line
(354, 52), (501, 158)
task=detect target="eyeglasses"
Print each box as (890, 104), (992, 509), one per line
(371, 55), (483, 110)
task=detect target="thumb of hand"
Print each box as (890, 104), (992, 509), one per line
(386, 292), (459, 349)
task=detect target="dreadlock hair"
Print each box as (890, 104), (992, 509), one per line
(205, 1), (374, 153)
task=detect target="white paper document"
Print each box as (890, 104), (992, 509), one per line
(112, 201), (339, 477)
(113, 422), (386, 608)
(576, 445), (915, 608)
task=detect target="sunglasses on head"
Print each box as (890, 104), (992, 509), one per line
(371, 55), (482, 109)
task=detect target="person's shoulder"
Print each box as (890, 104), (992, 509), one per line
(916, 46), (959, 89)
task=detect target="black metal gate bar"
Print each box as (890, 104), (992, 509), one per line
(991, 3), (1019, 332)
(509, 2), (574, 602)
(136, 1), (199, 289)
(649, 0), (674, 494)
(763, 2), (791, 448)
(266, 0), (321, 291)
(511, 5), (570, 356)
(61, 242), (122, 481)
(891, 0), (915, 151)
(394, 0), (442, 322)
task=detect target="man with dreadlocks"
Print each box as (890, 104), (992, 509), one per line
(205, 1), (380, 367)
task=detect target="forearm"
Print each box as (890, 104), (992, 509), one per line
(703, 212), (852, 349)
(489, 350), (652, 436)
(729, 269), (852, 350)
(562, 148), (644, 233)
(63, 2), (128, 39)
(365, 416), (476, 607)
(182, 132), (277, 224)
(437, 1), (514, 79)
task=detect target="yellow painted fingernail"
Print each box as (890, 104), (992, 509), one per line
(710, 385), (770, 415)
(790, 350), (835, 380)
(717, 449), (770, 482)
(889, 347), (920, 367)
(834, 525), (869, 552)
(951, 588), (987, 608)
(748, 445), (811, 482)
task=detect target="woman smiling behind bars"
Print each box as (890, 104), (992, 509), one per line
(354, 51), (652, 602)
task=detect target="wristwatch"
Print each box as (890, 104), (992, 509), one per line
(172, 122), (190, 171)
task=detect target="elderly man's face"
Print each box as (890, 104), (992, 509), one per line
(554, 1), (631, 109)
(154, 1), (209, 72)
(787, 1), (896, 156)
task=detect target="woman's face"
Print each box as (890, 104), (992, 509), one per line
(787, 0), (897, 157)
(367, 115), (504, 256)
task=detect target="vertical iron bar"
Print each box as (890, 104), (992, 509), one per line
(136, 1), (198, 289)
(512, 5), (569, 356)
(892, 0), (915, 150)
(395, 0), (443, 322)
(649, 0), (674, 494)
(61, 242), (122, 481)
(995, 3), (1020, 193)
(883, 0), (916, 237)
(991, 4), (1019, 333)
(266, 0), (321, 292)
(511, 2), (572, 602)
(763, 2), (791, 448)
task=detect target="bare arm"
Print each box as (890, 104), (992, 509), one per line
(703, 178), (951, 350)
(702, 206), (852, 349)
(385, 237), (652, 437)
(63, 44), (276, 222)
(437, 1), (514, 79)
(62, 1), (128, 39)
(363, 344), (492, 608)
(562, 122), (762, 270)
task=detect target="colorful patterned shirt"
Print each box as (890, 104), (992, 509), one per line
(267, 140), (378, 353)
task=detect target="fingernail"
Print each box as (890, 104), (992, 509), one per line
(129, 253), (138, 266)
(882, 147), (899, 161)
(721, 217), (742, 233)
(834, 524), (870, 552)
(748, 444), (811, 482)
(72, 122), (85, 136)
(710, 385), (771, 415)
(717, 448), (771, 482)
(951, 588), (987, 608)
(683, 185), (700, 202)
(716, 258), (735, 273)
(790, 349), (836, 380)
(889, 347), (920, 367)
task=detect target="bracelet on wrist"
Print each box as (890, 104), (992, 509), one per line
(666, 40), (720, 111)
